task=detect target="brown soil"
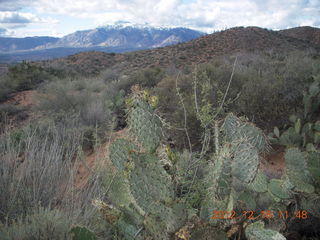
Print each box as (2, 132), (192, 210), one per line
(260, 145), (286, 179)
(5, 90), (35, 107)
(75, 128), (129, 188)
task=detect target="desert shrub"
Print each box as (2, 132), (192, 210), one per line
(101, 68), (120, 82)
(152, 52), (320, 150)
(229, 53), (318, 128)
(0, 118), (101, 223)
(0, 75), (12, 102)
(131, 67), (165, 88)
(0, 104), (27, 133)
(0, 104), (22, 118)
(154, 74), (203, 150)
(36, 78), (113, 129)
(0, 207), (72, 240)
(7, 61), (54, 91)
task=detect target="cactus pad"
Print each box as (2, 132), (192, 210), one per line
(109, 139), (137, 171)
(127, 98), (162, 153)
(232, 142), (259, 183)
(129, 153), (174, 212)
(268, 179), (291, 200)
(223, 113), (269, 153)
(284, 148), (315, 193)
(248, 170), (268, 193)
(70, 226), (97, 240)
(238, 191), (257, 210)
(245, 221), (286, 240)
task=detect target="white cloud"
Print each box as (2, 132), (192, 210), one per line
(1, 0), (319, 37)
(0, 0), (32, 11)
(0, 11), (58, 37)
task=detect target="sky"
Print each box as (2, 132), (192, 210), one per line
(0, 0), (319, 38)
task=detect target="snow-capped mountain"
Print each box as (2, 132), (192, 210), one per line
(47, 24), (204, 49)
(0, 23), (204, 61)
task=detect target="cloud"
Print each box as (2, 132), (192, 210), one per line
(0, 11), (59, 37)
(1, 0), (320, 37)
(0, 27), (7, 36)
(33, 0), (320, 31)
(0, 12), (33, 24)
(0, 0), (32, 11)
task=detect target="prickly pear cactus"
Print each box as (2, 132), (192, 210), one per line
(109, 139), (137, 171)
(284, 148), (315, 193)
(128, 153), (175, 212)
(105, 90), (188, 239)
(248, 170), (268, 193)
(202, 114), (267, 224)
(268, 179), (291, 200)
(306, 151), (320, 185)
(201, 145), (234, 222)
(279, 127), (302, 147)
(300, 194), (320, 218)
(127, 95), (162, 153)
(231, 142), (259, 183)
(245, 221), (286, 240)
(238, 191), (257, 209)
(70, 226), (97, 240)
(222, 113), (269, 153)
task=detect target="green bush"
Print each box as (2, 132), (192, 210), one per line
(0, 207), (72, 240)
(131, 67), (165, 88)
(36, 78), (113, 129)
(7, 61), (55, 91)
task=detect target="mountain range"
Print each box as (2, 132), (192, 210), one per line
(32, 26), (319, 76)
(0, 25), (204, 62)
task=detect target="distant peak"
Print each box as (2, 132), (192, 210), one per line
(99, 21), (176, 31)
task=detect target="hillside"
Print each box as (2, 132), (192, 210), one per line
(41, 26), (320, 75)
(0, 36), (59, 53)
(279, 26), (320, 48)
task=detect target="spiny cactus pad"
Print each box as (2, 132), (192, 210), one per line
(279, 127), (302, 147)
(284, 148), (315, 193)
(206, 146), (233, 201)
(70, 226), (97, 240)
(129, 153), (174, 212)
(223, 113), (269, 153)
(238, 191), (257, 210)
(127, 98), (162, 153)
(232, 142), (259, 183)
(306, 151), (320, 184)
(248, 170), (268, 193)
(245, 221), (286, 240)
(109, 139), (137, 171)
(268, 179), (291, 200)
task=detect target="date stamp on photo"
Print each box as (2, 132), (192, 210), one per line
(211, 210), (310, 220)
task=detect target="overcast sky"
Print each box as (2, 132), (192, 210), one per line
(0, 0), (319, 37)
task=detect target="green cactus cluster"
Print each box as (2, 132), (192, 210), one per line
(202, 112), (320, 237)
(271, 77), (320, 150)
(102, 90), (187, 240)
(102, 84), (320, 238)
(272, 116), (320, 149)
(202, 114), (270, 223)
(302, 75), (320, 120)
(283, 148), (315, 193)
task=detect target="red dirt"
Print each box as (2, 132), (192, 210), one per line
(5, 90), (35, 106)
(75, 128), (129, 188)
(260, 145), (286, 179)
